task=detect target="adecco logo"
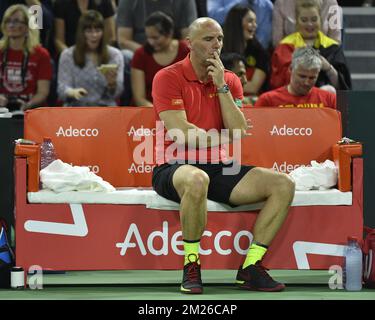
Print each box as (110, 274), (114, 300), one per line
(128, 163), (155, 174)
(270, 125), (313, 136)
(56, 126), (99, 137)
(116, 221), (253, 256)
(272, 162), (305, 173)
(127, 126), (156, 137)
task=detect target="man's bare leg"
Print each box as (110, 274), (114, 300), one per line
(229, 167), (295, 292)
(173, 165), (209, 241)
(229, 167), (295, 245)
(172, 165), (209, 294)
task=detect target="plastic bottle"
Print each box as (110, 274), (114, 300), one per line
(344, 236), (363, 291)
(40, 137), (57, 170)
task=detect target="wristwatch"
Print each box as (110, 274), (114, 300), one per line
(217, 83), (230, 94)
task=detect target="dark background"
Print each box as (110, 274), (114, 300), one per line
(0, 117), (23, 234)
(338, 91), (375, 229)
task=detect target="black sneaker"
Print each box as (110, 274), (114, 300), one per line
(236, 261), (285, 292)
(180, 254), (203, 294)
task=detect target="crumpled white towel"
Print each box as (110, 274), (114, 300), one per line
(40, 159), (115, 193)
(289, 160), (338, 191)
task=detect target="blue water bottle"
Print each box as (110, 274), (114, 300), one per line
(344, 236), (363, 291)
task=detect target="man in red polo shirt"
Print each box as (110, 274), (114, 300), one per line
(152, 17), (295, 294)
(255, 47), (337, 109)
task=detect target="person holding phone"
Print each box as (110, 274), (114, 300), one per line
(57, 10), (123, 106)
(152, 17), (295, 294)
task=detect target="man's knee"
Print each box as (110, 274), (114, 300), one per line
(273, 173), (295, 200)
(180, 169), (210, 200)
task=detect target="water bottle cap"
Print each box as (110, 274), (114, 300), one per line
(348, 236), (358, 242)
(43, 137), (52, 142)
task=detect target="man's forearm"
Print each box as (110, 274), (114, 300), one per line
(217, 90), (247, 136)
(25, 93), (48, 110)
(325, 65), (339, 88)
(168, 123), (232, 148)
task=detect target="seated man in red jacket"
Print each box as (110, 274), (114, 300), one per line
(255, 47), (336, 109)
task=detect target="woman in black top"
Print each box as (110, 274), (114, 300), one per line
(222, 4), (269, 97)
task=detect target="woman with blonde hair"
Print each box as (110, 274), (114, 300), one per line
(57, 10), (123, 106)
(270, 0), (351, 91)
(272, 0), (342, 47)
(0, 4), (52, 111)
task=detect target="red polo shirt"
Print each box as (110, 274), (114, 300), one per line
(255, 86), (337, 109)
(152, 54), (243, 165)
(0, 46), (52, 102)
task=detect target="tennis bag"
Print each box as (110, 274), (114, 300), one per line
(363, 226), (375, 288)
(0, 218), (14, 288)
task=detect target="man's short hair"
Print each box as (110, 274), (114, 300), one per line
(220, 52), (246, 70)
(291, 47), (322, 71)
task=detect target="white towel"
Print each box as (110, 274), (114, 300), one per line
(40, 159), (115, 193)
(289, 160), (338, 191)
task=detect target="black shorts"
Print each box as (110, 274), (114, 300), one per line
(152, 162), (255, 206)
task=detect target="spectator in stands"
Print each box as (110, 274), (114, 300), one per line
(272, 0), (342, 47)
(270, 0), (351, 91)
(116, 0), (197, 54)
(222, 5), (269, 98)
(256, 47), (336, 109)
(207, 0), (274, 49)
(0, 4), (52, 111)
(53, 0), (116, 55)
(131, 12), (189, 107)
(0, 1), (54, 51)
(116, 0), (197, 106)
(220, 52), (253, 105)
(152, 17), (295, 294)
(221, 52), (248, 87)
(57, 10), (123, 106)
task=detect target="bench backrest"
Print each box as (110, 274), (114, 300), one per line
(24, 107), (342, 187)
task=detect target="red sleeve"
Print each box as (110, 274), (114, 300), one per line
(131, 47), (146, 70)
(270, 44), (293, 89)
(226, 71), (243, 101)
(329, 91), (337, 109)
(254, 92), (272, 107)
(36, 47), (52, 80)
(152, 68), (185, 114)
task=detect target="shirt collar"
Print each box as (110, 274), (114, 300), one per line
(289, 31), (338, 49)
(182, 54), (198, 82)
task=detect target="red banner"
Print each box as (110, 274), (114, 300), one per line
(15, 158), (363, 270)
(24, 107), (342, 187)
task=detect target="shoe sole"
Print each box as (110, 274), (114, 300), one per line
(180, 285), (203, 294)
(236, 282), (286, 292)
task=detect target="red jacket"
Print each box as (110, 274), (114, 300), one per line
(270, 31), (352, 90)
